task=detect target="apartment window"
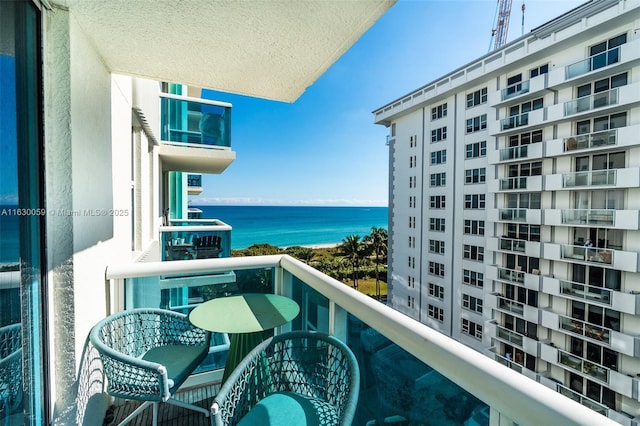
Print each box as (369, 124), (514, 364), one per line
(530, 64), (549, 78)
(506, 192), (541, 209)
(430, 172), (446, 187)
(431, 149), (447, 165)
(575, 151), (625, 172)
(466, 114), (487, 133)
(408, 275), (415, 288)
(429, 239), (445, 255)
(408, 236), (416, 248)
(409, 134), (415, 147)
(465, 167), (486, 184)
(466, 87), (487, 108)
(508, 130), (543, 147)
(429, 261), (445, 277)
(409, 216), (416, 228)
(464, 194), (485, 209)
(503, 313), (537, 339)
(461, 319), (483, 339)
(408, 296), (415, 308)
(573, 189), (623, 211)
(430, 195), (446, 209)
(463, 244), (484, 262)
(408, 256), (416, 269)
(505, 254), (540, 274)
(463, 270), (484, 288)
(575, 73), (627, 111)
(429, 283), (445, 300)
(409, 175), (417, 188)
(508, 161), (542, 177)
(577, 112), (627, 135)
(589, 34), (627, 63)
(409, 196), (415, 208)
(391, 123), (397, 137)
(465, 141), (486, 159)
(505, 284), (539, 308)
(464, 220), (485, 236)
(431, 103), (447, 120)
(428, 305), (444, 322)
(430, 218), (445, 232)
(463, 294), (483, 314)
(571, 301), (620, 332)
(431, 126), (447, 142)
(409, 155), (417, 168)
(509, 97), (543, 116)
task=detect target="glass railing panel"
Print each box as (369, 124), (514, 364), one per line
(499, 208), (527, 222)
(557, 384), (609, 416)
(560, 245), (613, 265)
(502, 80), (530, 100)
(500, 145), (528, 161)
(500, 177), (527, 190)
(558, 316), (611, 344)
(497, 267), (525, 284)
(564, 130), (617, 151)
(561, 209), (615, 226)
(562, 170), (616, 188)
(497, 326), (524, 346)
(560, 280), (612, 305)
(187, 174), (202, 187)
(565, 47), (621, 79)
(499, 237), (526, 253)
(160, 227), (231, 260)
(160, 94), (232, 148)
(497, 296), (525, 315)
(494, 353), (523, 373)
(501, 112), (529, 130)
(564, 88), (618, 116)
(289, 276), (491, 425)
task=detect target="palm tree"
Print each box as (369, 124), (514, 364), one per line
(339, 234), (366, 289)
(364, 227), (388, 300)
(286, 246), (316, 265)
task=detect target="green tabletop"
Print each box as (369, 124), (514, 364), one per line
(189, 293), (300, 333)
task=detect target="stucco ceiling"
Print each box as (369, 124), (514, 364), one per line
(59, 0), (395, 102)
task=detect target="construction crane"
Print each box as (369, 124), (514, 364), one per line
(488, 0), (513, 52)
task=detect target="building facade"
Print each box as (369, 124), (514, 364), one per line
(374, 0), (640, 422)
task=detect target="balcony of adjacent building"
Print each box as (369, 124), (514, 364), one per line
(487, 236), (542, 258)
(543, 208), (640, 231)
(543, 242), (639, 273)
(158, 93), (236, 174)
(485, 292), (539, 324)
(547, 37), (640, 88)
(187, 174), (203, 195)
(486, 264), (542, 292)
(489, 72), (548, 108)
(488, 207), (542, 225)
(159, 219), (232, 262)
(488, 175), (543, 193)
(488, 142), (544, 165)
(546, 81), (640, 123)
(485, 320), (540, 361)
(99, 255), (618, 426)
(545, 124), (640, 158)
(495, 107), (546, 134)
(545, 167), (640, 192)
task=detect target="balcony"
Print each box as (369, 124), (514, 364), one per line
(546, 125), (640, 158)
(187, 174), (203, 195)
(489, 143), (544, 165)
(158, 93), (236, 173)
(542, 208), (640, 230)
(160, 219), (232, 261)
(487, 236), (541, 258)
(486, 265), (542, 291)
(501, 112), (528, 130)
(563, 129), (616, 152)
(490, 175), (543, 193)
(502, 80), (530, 101)
(485, 292), (539, 323)
(488, 208), (542, 225)
(545, 167), (640, 191)
(564, 88), (618, 116)
(565, 46), (622, 80)
(543, 242), (640, 273)
(103, 255), (612, 425)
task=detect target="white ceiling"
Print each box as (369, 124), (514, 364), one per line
(59, 0), (395, 102)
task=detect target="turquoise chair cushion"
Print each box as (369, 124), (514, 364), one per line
(142, 345), (207, 391)
(237, 391), (339, 426)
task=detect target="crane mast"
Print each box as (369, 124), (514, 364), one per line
(489, 0), (513, 51)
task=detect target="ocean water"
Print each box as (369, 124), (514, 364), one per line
(196, 205), (388, 249)
(0, 205), (388, 262)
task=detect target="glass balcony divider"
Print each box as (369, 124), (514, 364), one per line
(103, 255), (615, 426)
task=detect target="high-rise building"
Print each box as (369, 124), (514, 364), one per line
(374, 0), (640, 421)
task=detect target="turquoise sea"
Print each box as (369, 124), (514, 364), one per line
(196, 205), (388, 249)
(0, 205), (388, 262)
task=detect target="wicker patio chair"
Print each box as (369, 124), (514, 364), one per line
(0, 323), (22, 423)
(212, 331), (359, 426)
(89, 308), (212, 426)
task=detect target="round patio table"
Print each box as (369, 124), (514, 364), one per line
(189, 293), (300, 383)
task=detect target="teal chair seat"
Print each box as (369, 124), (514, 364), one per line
(212, 331), (359, 426)
(142, 344), (208, 391)
(237, 391), (339, 426)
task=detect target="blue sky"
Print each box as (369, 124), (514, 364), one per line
(193, 0), (585, 207)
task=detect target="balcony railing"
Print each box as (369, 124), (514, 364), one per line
(500, 145), (528, 161)
(557, 384), (609, 417)
(499, 208), (527, 222)
(160, 219), (232, 261)
(502, 80), (530, 100)
(187, 174), (202, 187)
(558, 349), (609, 383)
(563, 129), (617, 152)
(564, 88), (618, 116)
(561, 209), (615, 226)
(160, 93), (232, 148)
(559, 315), (611, 345)
(559, 280), (612, 306)
(560, 244), (614, 265)
(562, 170), (616, 188)
(496, 325), (524, 347)
(501, 112), (529, 130)
(497, 295), (525, 316)
(500, 177), (527, 190)
(104, 255), (613, 425)
(565, 46), (621, 80)
(497, 267), (525, 284)
(499, 237), (526, 253)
